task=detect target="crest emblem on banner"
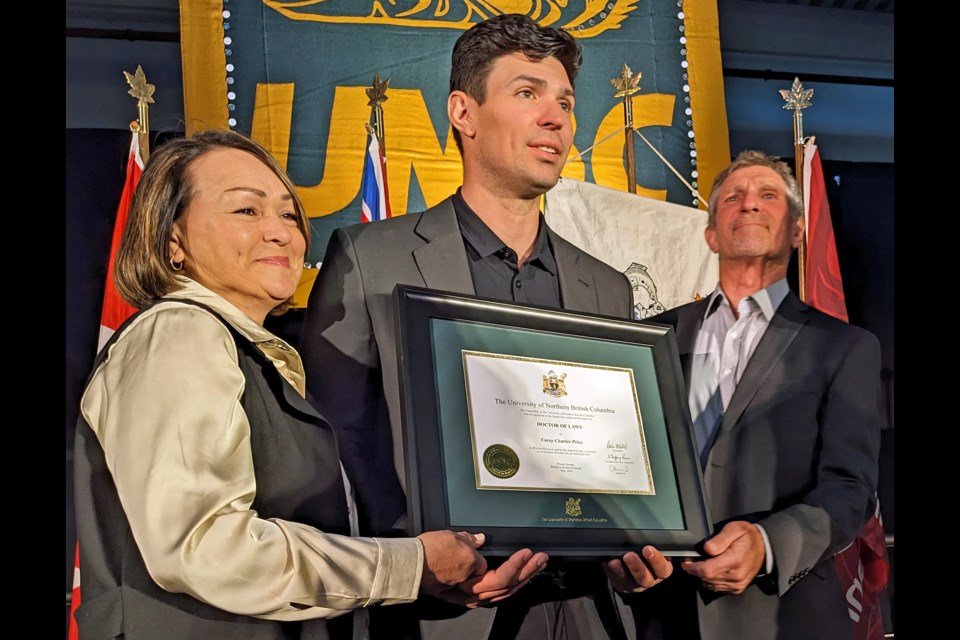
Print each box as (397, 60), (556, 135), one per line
(624, 262), (665, 320)
(565, 497), (582, 517)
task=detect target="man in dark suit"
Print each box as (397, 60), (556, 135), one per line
(625, 150), (882, 640)
(300, 13), (671, 640)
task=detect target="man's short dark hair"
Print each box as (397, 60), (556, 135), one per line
(449, 13), (582, 152)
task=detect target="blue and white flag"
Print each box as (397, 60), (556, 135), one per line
(360, 133), (391, 223)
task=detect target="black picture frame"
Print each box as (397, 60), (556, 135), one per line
(394, 284), (711, 558)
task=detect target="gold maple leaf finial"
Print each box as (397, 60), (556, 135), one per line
(779, 77), (813, 111)
(610, 63), (642, 99)
(124, 65), (156, 104)
(366, 72), (390, 108)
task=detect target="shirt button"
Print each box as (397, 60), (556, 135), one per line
(722, 368), (732, 376)
(730, 331), (739, 338)
(502, 249), (513, 259)
(515, 281), (522, 289)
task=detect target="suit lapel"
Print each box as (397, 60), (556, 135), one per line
(673, 299), (709, 387)
(550, 229), (599, 313)
(411, 198), (476, 295)
(718, 292), (809, 434)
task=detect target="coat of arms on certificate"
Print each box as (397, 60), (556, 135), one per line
(542, 370), (568, 398)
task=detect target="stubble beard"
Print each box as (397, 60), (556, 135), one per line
(484, 154), (563, 201)
(519, 150), (568, 199)
(729, 236), (770, 258)
(729, 226), (796, 263)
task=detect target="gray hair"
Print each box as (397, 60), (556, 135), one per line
(707, 149), (804, 228)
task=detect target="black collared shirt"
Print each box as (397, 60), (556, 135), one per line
(453, 190), (561, 308)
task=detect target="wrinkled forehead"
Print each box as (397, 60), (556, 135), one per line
(721, 165), (786, 192)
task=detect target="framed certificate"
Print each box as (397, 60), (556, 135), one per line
(394, 285), (711, 557)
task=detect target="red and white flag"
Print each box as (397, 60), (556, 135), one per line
(802, 139), (848, 322)
(360, 132), (391, 223)
(69, 132), (144, 640)
(803, 139), (889, 640)
(97, 134), (144, 348)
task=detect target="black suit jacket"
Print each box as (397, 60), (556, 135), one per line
(626, 291), (882, 640)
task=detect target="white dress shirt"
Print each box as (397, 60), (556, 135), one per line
(687, 278), (790, 574)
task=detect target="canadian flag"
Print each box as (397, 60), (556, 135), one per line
(803, 139), (890, 640)
(803, 139), (848, 322)
(69, 132), (144, 639)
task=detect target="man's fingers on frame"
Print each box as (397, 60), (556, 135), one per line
(642, 546), (673, 578)
(623, 553), (657, 582)
(518, 554), (548, 582)
(603, 559), (631, 584)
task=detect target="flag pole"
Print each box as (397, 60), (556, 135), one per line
(123, 65), (155, 162)
(366, 72), (390, 154)
(780, 80), (891, 638)
(69, 64), (154, 640)
(779, 77), (812, 300)
(610, 64), (643, 194)
(359, 71), (393, 226)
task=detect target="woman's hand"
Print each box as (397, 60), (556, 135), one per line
(417, 530), (488, 595)
(417, 531), (549, 607)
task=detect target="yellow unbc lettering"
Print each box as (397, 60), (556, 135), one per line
(250, 84), (368, 217)
(382, 89), (463, 213)
(250, 83), (295, 169)
(592, 94), (676, 200)
(248, 84), (594, 217)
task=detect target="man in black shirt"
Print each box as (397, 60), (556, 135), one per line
(300, 13), (671, 640)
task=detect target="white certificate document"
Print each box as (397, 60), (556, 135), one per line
(462, 350), (655, 495)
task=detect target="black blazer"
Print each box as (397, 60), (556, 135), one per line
(626, 291), (882, 640)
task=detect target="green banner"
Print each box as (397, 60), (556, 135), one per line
(182, 1), (730, 262)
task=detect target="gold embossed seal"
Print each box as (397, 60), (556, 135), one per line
(483, 444), (520, 479)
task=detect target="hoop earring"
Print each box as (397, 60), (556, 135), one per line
(170, 256), (184, 272)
